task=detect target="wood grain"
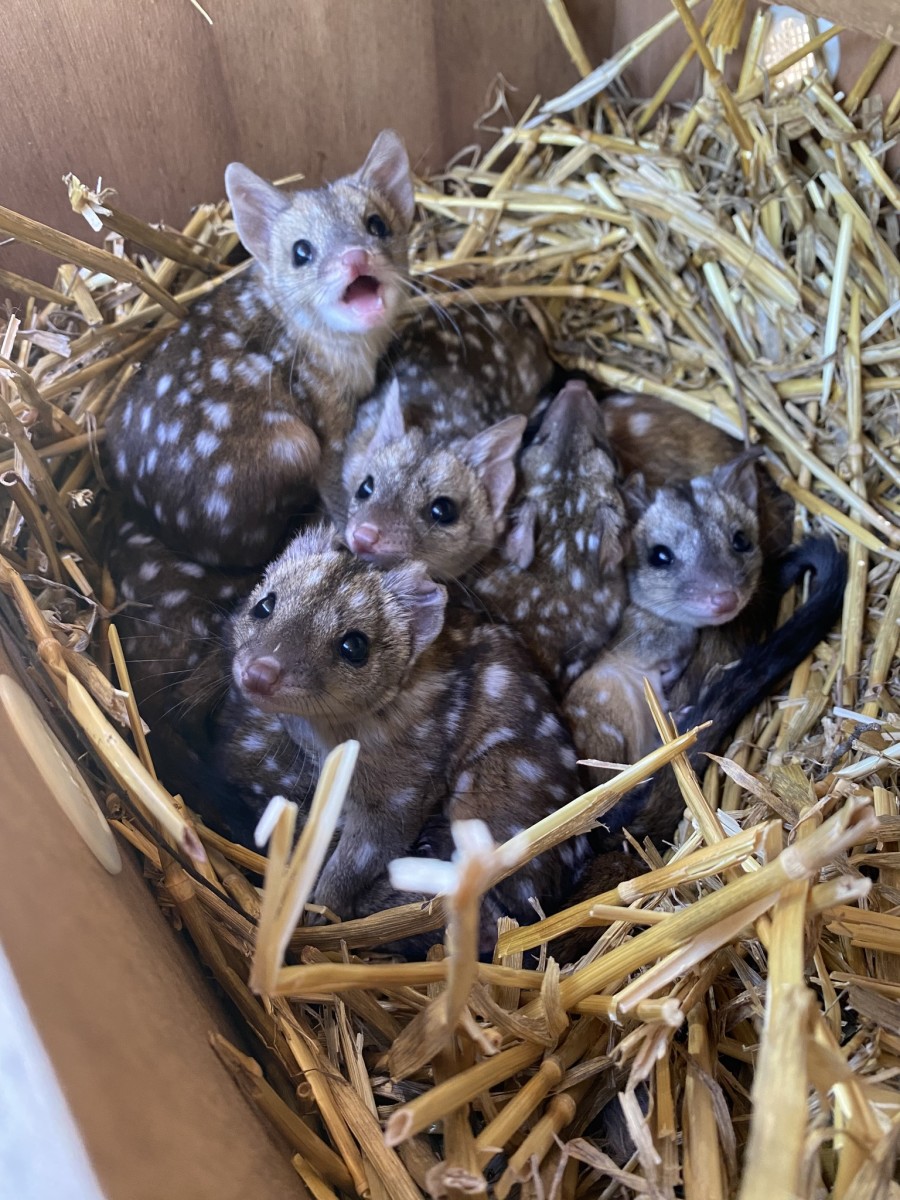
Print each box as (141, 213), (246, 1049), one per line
(0, 0), (895, 299)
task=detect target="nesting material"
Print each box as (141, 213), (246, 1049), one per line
(1, 4), (900, 1196)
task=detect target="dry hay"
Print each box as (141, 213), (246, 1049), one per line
(1, 3), (900, 1197)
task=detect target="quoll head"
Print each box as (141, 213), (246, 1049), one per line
(343, 380), (526, 578)
(502, 380), (627, 577)
(230, 526), (447, 724)
(225, 130), (415, 338)
(627, 453), (763, 626)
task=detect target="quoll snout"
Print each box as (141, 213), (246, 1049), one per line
(705, 588), (740, 620)
(239, 655), (283, 697)
(348, 522), (381, 555)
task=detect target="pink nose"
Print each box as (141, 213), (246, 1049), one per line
(707, 589), (739, 617)
(348, 522), (381, 553)
(241, 656), (282, 697)
(341, 249), (371, 277)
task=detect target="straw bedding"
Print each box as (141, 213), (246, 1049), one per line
(1, 4), (900, 1196)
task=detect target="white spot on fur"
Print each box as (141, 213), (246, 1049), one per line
(206, 491), (231, 520)
(570, 567), (584, 589)
(210, 359), (229, 384)
(138, 561), (160, 581)
(176, 560), (205, 577)
(222, 330), (242, 349)
(140, 407), (151, 433)
(482, 664), (511, 699)
(216, 462), (234, 485)
(195, 430), (220, 456)
(456, 770), (473, 795)
(514, 758), (544, 783)
(156, 373), (172, 398)
(477, 727), (517, 754)
(159, 589), (190, 607)
(263, 410), (293, 425)
(203, 401), (231, 430)
(629, 413), (652, 436)
(145, 447), (159, 472)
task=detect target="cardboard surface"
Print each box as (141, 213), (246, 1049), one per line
(0, 648), (304, 1199)
(1, 1), (898, 294)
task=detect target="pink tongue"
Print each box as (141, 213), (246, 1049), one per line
(342, 275), (383, 314)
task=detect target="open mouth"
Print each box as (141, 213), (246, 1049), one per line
(341, 274), (385, 318)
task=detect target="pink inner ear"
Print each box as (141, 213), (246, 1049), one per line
(368, 381), (405, 452)
(358, 130), (415, 228)
(504, 502), (537, 569)
(224, 163), (290, 264)
(383, 562), (447, 657)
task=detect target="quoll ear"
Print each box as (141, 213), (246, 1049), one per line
(356, 129), (415, 230)
(383, 561), (447, 660)
(461, 414), (526, 523)
(621, 471), (651, 519)
(706, 450), (761, 512)
(366, 379), (405, 456)
(503, 499), (537, 570)
(592, 497), (628, 571)
(224, 162), (291, 264)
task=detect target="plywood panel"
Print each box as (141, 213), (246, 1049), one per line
(0, 0), (896, 301)
(0, 0), (609, 293)
(0, 645), (304, 1198)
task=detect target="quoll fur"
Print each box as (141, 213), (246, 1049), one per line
(564, 454), (763, 776)
(106, 130), (415, 569)
(227, 525), (588, 941)
(472, 379), (629, 688)
(341, 379), (526, 578)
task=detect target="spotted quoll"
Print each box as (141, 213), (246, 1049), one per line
(325, 303), (551, 518)
(228, 525), (588, 942)
(340, 378), (526, 578)
(600, 391), (796, 706)
(471, 379), (629, 690)
(106, 130), (415, 569)
(564, 454), (763, 776)
(110, 514), (321, 842)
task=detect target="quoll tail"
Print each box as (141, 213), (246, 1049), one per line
(597, 534), (848, 848)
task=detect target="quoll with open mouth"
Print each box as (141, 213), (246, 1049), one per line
(105, 129), (415, 569)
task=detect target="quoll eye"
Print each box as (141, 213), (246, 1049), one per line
(648, 544), (673, 568)
(732, 530), (753, 553)
(429, 496), (459, 525)
(251, 592), (276, 619)
(338, 630), (369, 666)
(365, 213), (390, 239)
(292, 238), (313, 267)
(356, 475), (374, 501)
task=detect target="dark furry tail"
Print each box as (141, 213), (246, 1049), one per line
(598, 535), (848, 848)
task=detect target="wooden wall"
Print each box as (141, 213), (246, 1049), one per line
(0, 0), (897, 297)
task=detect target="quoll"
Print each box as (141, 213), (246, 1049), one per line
(472, 379), (629, 689)
(106, 130), (415, 569)
(227, 525), (588, 942)
(341, 379), (526, 578)
(564, 454), (763, 776)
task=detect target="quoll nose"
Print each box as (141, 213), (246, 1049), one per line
(341, 248), (371, 277)
(241, 656), (282, 697)
(708, 589), (739, 617)
(349, 522), (381, 554)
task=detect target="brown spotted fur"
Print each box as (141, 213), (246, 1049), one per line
(106, 131), (415, 569)
(227, 525), (588, 938)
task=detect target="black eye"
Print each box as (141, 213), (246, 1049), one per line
(648, 544), (673, 568)
(429, 497), (459, 525)
(338, 631), (369, 666)
(365, 213), (390, 239)
(292, 239), (313, 267)
(732, 530), (753, 553)
(356, 475), (374, 501)
(251, 592), (276, 619)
